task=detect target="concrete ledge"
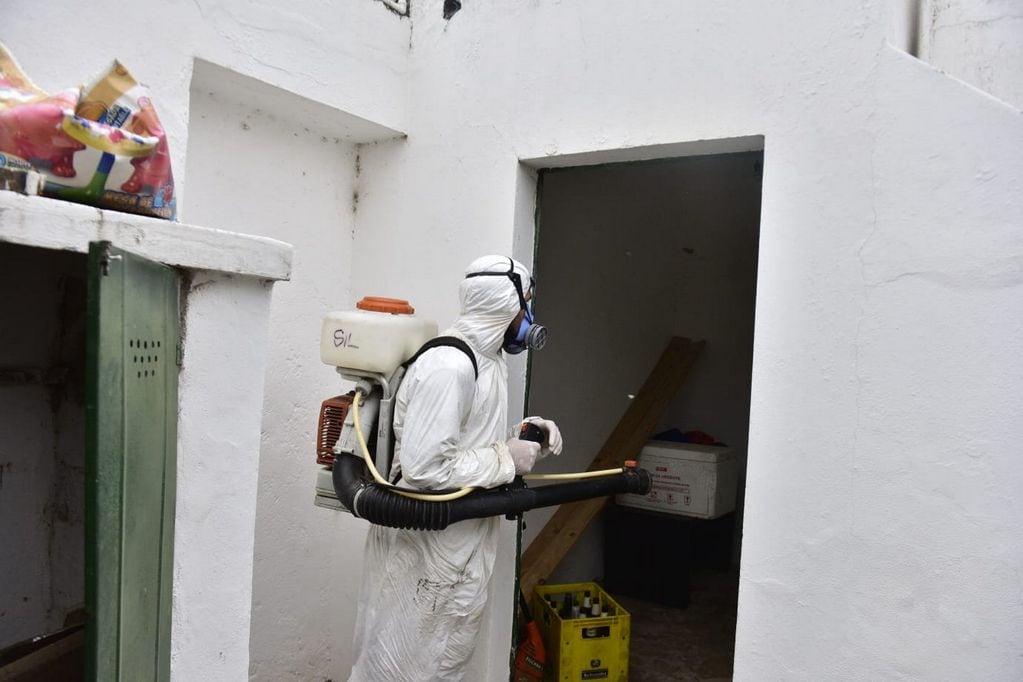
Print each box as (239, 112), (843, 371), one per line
(0, 191), (293, 281)
(192, 59), (406, 144)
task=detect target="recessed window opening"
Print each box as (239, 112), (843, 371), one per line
(524, 148), (763, 680)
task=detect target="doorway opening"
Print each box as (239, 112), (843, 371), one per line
(0, 242), (87, 678)
(522, 145), (763, 680)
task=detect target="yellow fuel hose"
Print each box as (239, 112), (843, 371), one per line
(523, 468), (626, 480)
(353, 391), (477, 502)
(351, 391), (628, 502)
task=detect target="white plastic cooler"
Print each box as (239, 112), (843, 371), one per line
(616, 441), (737, 519)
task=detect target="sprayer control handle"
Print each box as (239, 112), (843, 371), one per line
(518, 422), (545, 443)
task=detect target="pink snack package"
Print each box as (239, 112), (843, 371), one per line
(0, 42), (176, 219)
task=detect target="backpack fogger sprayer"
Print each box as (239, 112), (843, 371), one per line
(313, 297), (651, 531)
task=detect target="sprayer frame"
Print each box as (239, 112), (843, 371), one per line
(334, 367), (405, 481)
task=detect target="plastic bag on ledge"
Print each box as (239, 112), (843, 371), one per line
(0, 41), (176, 219)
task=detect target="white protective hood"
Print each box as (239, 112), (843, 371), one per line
(451, 254), (532, 359)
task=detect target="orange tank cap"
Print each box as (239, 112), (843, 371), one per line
(623, 460), (638, 469)
(356, 296), (416, 314)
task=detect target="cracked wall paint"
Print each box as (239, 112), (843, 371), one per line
(918, 0), (1023, 109)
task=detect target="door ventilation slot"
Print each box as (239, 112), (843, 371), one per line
(130, 338), (161, 379)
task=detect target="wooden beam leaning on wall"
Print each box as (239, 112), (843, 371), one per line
(519, 336), (705, 596)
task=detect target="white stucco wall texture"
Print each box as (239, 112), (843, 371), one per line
(174, 271), (275, 680)
(920, 0), (1023, 110)
(3, 4), (401, 680)
(1, 0), (408, 209)
(4, 1), (1021, 680)
(182, 85), (368, 681)
(348, 2), (1023, 680)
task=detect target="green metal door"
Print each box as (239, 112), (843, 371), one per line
(85, 241), (178, 681)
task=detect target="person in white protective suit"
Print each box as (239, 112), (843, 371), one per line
(348, 255), (563, 681)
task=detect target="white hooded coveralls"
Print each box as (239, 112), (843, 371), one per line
(348, 256), (531, 681)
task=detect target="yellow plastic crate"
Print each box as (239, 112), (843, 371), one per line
(532, 582), (630, 681)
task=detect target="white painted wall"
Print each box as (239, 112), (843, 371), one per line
(348, 131), (531, 682)
(3, 3), (405, 679)
(1, 0), (409, 208)
(0, 244), (85, 649)
(919, 0), (1023, 109)
(172, 271), (276, 681)
(348, 2), (1023, 679)
(5, 2), (1022, 680)
(181, 81), (366, 682)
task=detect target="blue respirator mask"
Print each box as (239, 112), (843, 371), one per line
(466, 259), (548, 355)
(503, 305), (547, 355)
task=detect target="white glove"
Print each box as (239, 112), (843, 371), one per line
(506, 438), (541, 475)
(523, 417), (563, 458)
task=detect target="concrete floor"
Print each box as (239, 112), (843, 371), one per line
(616, 567), (738, 682)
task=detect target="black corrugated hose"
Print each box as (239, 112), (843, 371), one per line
(332, 454), (651, 531)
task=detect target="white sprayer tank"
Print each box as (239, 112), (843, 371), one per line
(320, 297), (438, 375)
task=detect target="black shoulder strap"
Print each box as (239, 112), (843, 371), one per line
(401, 335), (479, 380)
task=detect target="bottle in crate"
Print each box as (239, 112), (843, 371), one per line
(532, 582), (630, 681)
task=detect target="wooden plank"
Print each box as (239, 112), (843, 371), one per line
(520, 337), (704, 595)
